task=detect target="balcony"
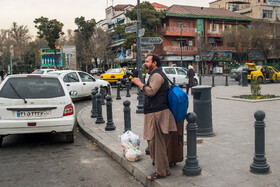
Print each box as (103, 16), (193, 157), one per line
(160, 27), (197, 37)
(163, 46), (198, 55)
(207, 29), (223, 37)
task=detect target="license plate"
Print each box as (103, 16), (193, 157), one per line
(17, 111), (50, 118)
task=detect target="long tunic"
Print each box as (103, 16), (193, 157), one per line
(141, 72), (177, 176)
(142, 73), (177, 141)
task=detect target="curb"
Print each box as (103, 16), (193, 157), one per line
(77, 106), (165, 187)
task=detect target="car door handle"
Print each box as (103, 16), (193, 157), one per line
(83, 83), (86, 85)
(66, 84), (70, 86)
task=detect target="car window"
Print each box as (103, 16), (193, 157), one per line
(0, 77), (65, 99)
(47, 70), (54, 73)
(31, 70), (44, 74)
(63, 72), (79, 83)
(273, 68), (279, 72)
(106, 68), (122, 73)
(269, 67), (274, 73)
(164, 68), (176, 75)
(176, 68), (187, 75)
(78, 72), (94, 82)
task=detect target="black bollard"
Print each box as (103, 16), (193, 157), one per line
(275, 74), (278, 83)
(95, 93), (105, 124)
(116, 82), (121, 100)
(91, 89), (98, 118)
(199, 75), (202, 85)
(251, 74), (253, 81)
(145, 146), (150, 155)
(182, 112), (202, 176)
(105, 95), (116, 131)
(212, 75), (215, 87)
(238, 75), (241, 85)
(126, 80), (131, 97)
(250, 110), (270, 174)
(100, 85), (105, 105)
(123, 100), (131, 132)
(225, 75), (228, 86)
(95, 86), (98, 92)
(173, 77), (176, 84)
(242, 71), (248, 86)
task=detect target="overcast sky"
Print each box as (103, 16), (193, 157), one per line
(0, 0), (213, 36)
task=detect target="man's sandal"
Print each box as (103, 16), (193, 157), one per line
(146, 172), (170, 181)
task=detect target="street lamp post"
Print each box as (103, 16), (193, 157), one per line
(136, 0), (144, 113)
(180, 24), (183, 67)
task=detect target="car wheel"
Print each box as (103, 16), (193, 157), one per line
(257, 76), (263, 84)
(65, 130), (74, 143)
(235, 77), (239, 81)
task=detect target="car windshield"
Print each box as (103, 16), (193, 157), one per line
(236, 66), (247, 71)
(0, 77), (65, 99)
(31, 70), (44, 74)
(106, 68), (122, 73)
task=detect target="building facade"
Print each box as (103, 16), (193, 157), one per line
(210, 0), (280, 22)
(153, 5), (251, 74)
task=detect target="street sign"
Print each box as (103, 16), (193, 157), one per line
(141, 37), (163, 44)
(141, 44), (155, 51)
(125, 25), (137, 33)
(118, 53), (125, 59)
(138, 28), (145, 37)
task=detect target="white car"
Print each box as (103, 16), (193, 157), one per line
(48, 70), (111, 99)
(0, 74), (76, 146)
(31, 69), (57, 74)
(145, 67), (199, 86)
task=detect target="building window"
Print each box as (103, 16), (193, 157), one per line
(210, 23), (219, 32)
(264, 0), (266, 3)
(223, 24), (232, 31)
(176, 22), (186, 28)
(262, 9), (273, 18)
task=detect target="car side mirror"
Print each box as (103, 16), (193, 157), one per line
(69, 91), (77, 96)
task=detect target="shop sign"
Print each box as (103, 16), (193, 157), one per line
(165, 56), (194, 61)
(267, 0), (280, 6)
(202, 51), (232, 61)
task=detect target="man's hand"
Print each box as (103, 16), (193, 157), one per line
(132, 78), (144, 89)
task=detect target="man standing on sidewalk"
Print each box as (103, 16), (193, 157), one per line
(132, 54), (177, 181)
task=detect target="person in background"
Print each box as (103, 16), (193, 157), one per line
(187, 65), (195, 95)
(132, 54), (177, 181)
(0, 69), (4, 81)
(132, 67), (138, 78)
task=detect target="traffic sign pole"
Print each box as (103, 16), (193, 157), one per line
(136, 0), (144, 114)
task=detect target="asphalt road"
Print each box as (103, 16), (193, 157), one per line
(0, 97), (143, 187)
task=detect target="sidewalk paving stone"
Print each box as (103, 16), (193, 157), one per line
(77, 84), (280, 187)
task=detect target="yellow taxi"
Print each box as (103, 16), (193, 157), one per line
(248, 65), (280, 83)
(100, 68), (133, 84)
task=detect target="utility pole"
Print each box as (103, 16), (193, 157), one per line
(136, 0), (144, 114)
(180, 24), (183, 67)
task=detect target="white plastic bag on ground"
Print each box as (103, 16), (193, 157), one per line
(119, 130), (140, 151)
(119, 131), (142, 161)
(125, 143), (143, 162)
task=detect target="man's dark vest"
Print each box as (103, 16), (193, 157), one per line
(144, 67), (169, 114)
